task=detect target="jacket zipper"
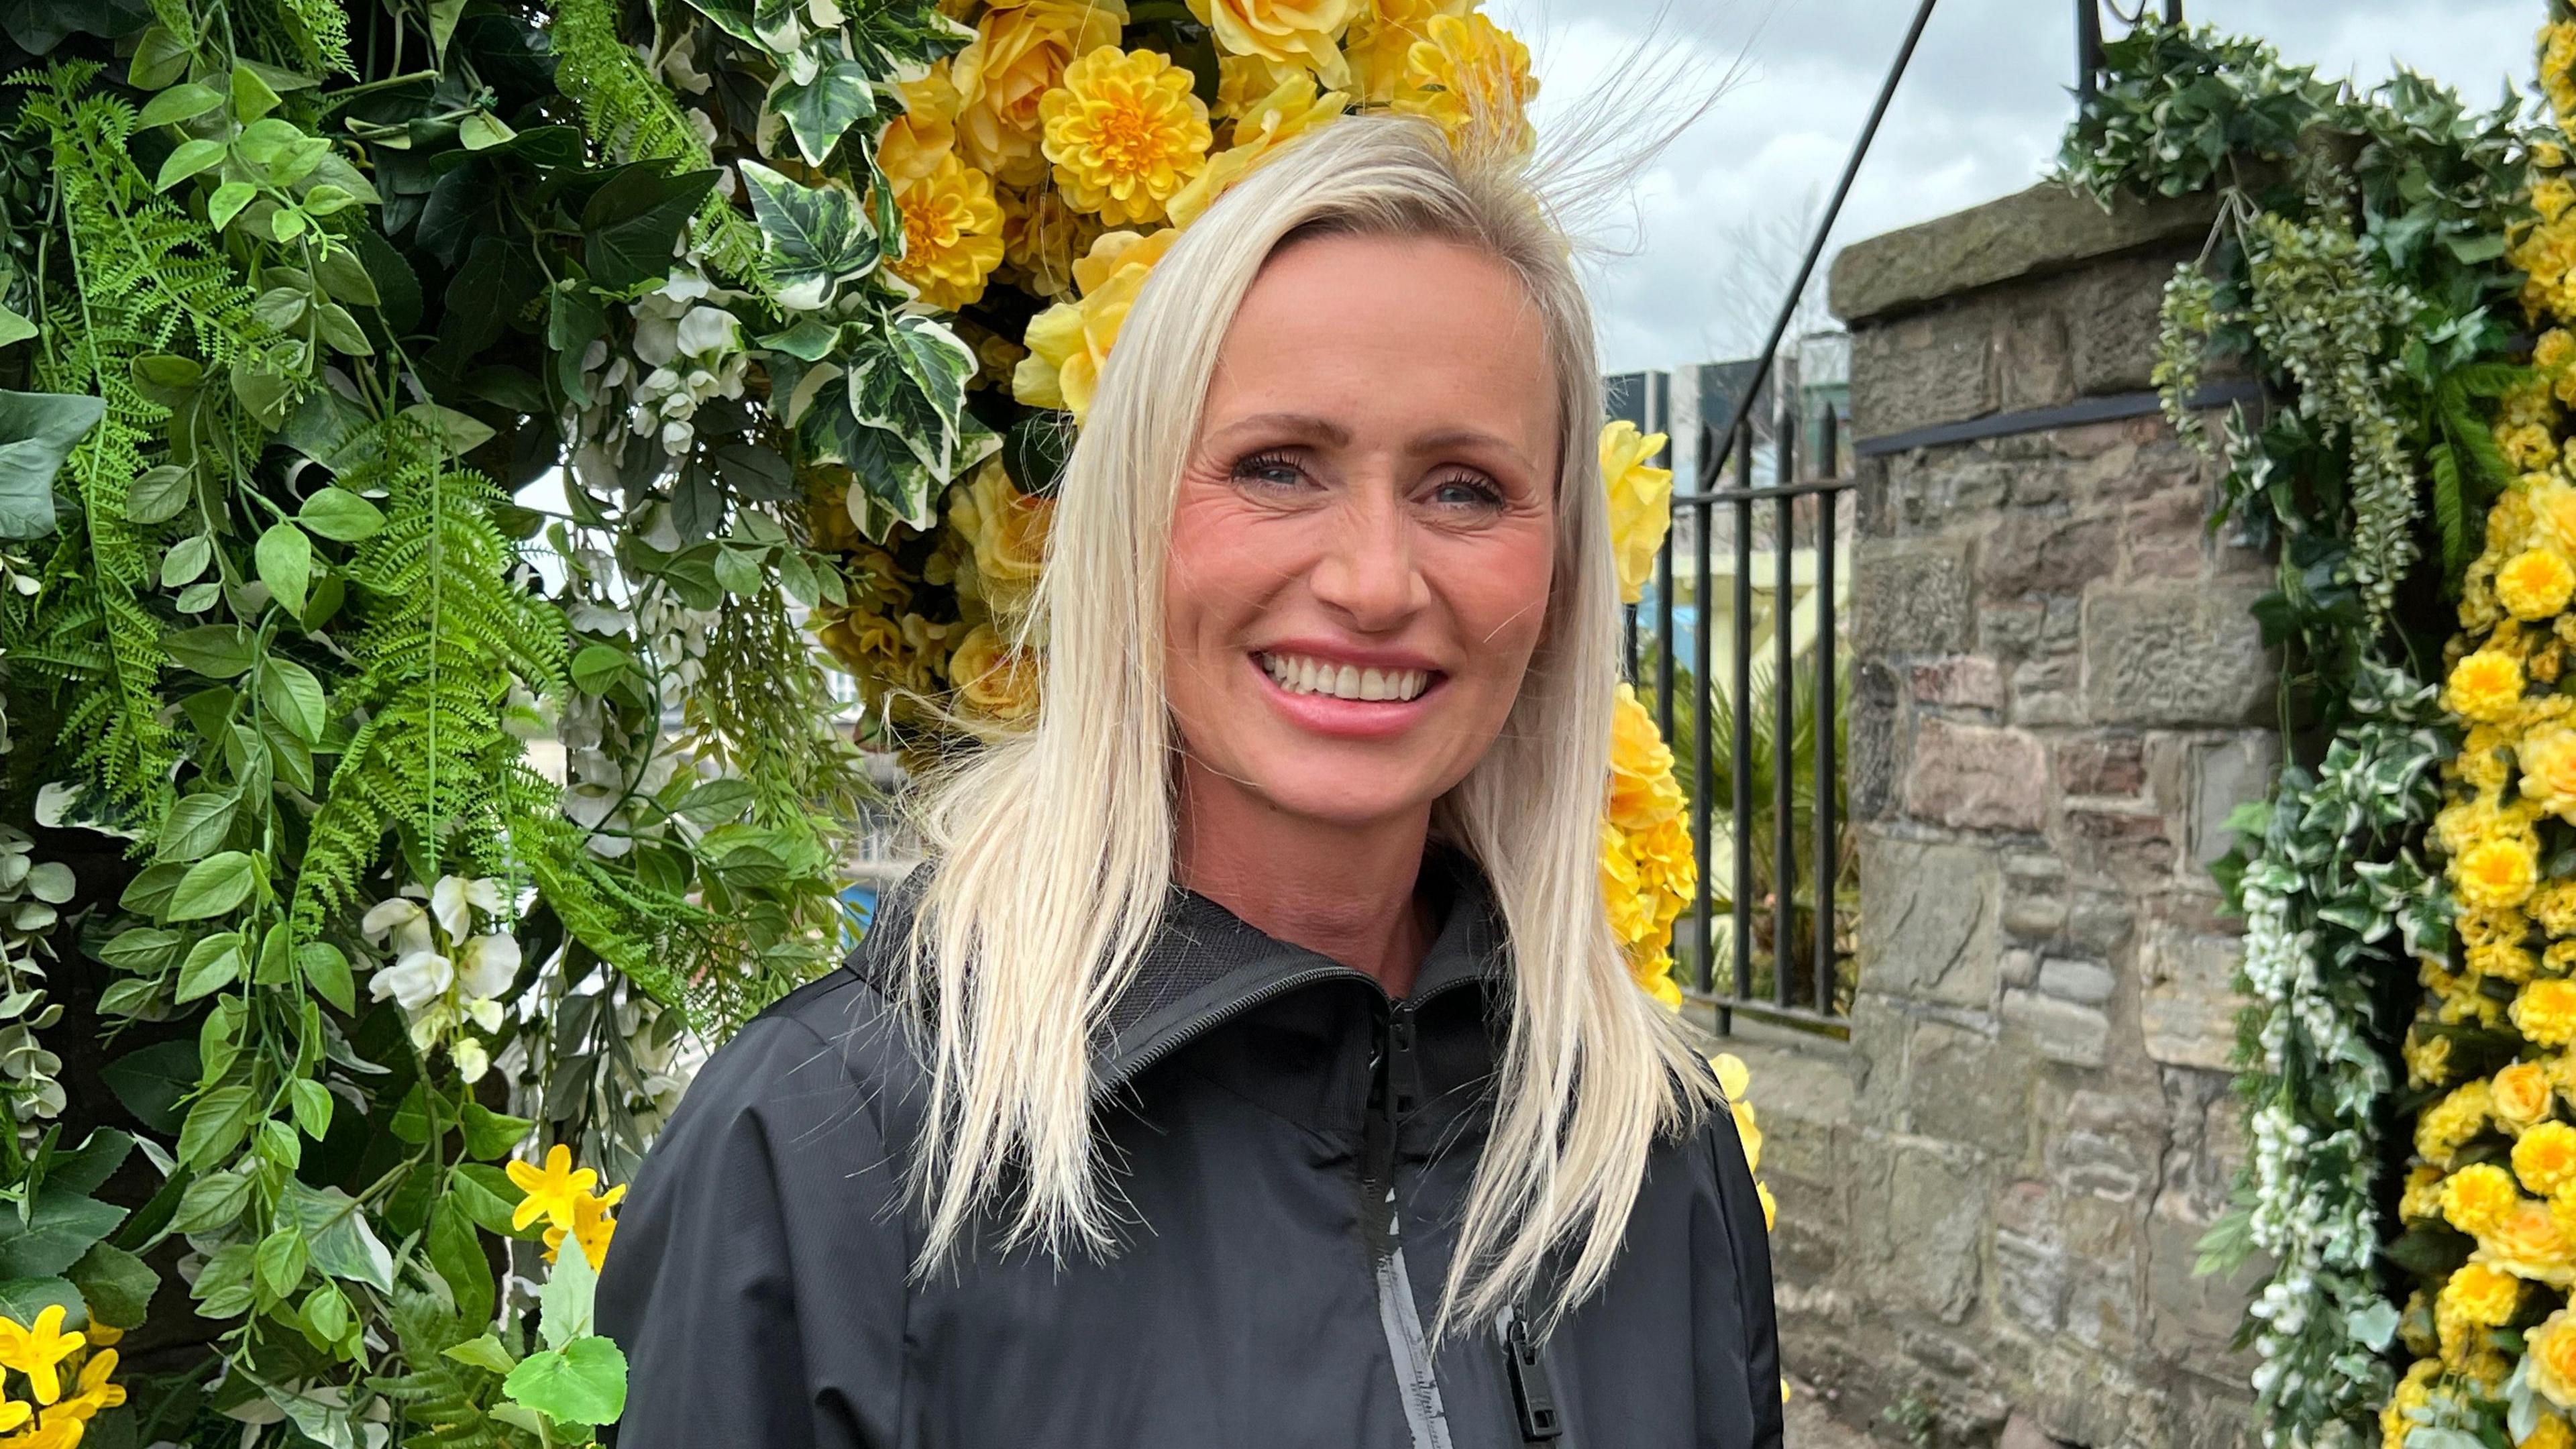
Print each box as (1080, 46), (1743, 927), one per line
(1362, 996), (1455, 1449)
(1499, 1305), (1562, 1442)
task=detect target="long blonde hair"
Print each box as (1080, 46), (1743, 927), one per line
(892, 102), (1727, 1347)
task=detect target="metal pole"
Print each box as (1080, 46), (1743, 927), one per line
(1730, 425), (1755, 1004)
(1771, 405), (1796, 1010)
(2076, 0), (2101, 104)
(1693, 423), (1717, 1005)
(1814, 482), (1839, 1013)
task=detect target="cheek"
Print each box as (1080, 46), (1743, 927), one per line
(1438, 523), (1556, 667)
(1163, 486), (1281, 649)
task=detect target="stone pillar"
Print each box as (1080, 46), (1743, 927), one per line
(1751, 182), (2282, 1447)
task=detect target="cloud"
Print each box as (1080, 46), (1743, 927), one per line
(1491, 0), (2537, 372)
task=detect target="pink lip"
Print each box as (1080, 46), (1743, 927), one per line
(1247, 651), (1444, 740)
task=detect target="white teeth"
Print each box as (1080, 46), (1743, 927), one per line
(1258, 653), (1430, 702)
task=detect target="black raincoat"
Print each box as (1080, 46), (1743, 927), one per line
(594, 844), (1784, 1448)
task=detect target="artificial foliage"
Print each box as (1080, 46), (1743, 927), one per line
(0, 0), (1736, 1440)
(2061, 16), (2532, 1449)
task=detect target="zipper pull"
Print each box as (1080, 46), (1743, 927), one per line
(1383, 1000), (1420, 1127)
(1503, 1310), (1562, 1442)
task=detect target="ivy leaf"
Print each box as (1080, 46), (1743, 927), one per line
(66, 1241), (156, 1329)
(166, 851), (256, 920)
(738, 160), (875, 310)
(771, 60), (877, 168)
(279, 1180), (395, 1293)
(0, 1279), (81, 1332)
(0, 1193), (126, 1277)
(505, 1336), (628, 1426)
(845, 313), (993, 491)
(548, 284), (608, 409)
(582, 165), (720, 292)
(845, 1), (975, 75)
(0, 390), (106, 539)
(680, 0), (760, 45)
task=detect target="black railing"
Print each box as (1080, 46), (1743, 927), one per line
(2077, 0), (2183, 103)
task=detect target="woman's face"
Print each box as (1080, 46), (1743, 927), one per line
(1163, 232), (1561, 837)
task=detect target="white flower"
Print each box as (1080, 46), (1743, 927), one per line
(360, 898), (434, 959)
(370, 950), (453, 1012)
(674, 305), (739, 359)
(452, 1036), (491, 1084)
(431, 875), (504, 942)
(455, 932), (521, 1002)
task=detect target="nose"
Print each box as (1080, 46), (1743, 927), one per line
(1307, 483), (1428, 631)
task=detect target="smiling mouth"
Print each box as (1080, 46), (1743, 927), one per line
(1253, 651), (1438, 702)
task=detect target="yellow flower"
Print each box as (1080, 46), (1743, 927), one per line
(2542, 885), (2576, 940)
(2504, 549), (2576, 621)
(2547, 22), (2576, 124)
(2536, 478), (2576, 561)
(998, 184), (1104, 302)
(1601, 420), (1674, 606)
(2403, 1161), (2449, 1222)
(2527, 1411), (2576, 1449)
(506, 1144), (600, 1234)
(1389, 13), (1536, 156)
(878, 58), (962, 183)
(0, 1307), (83, 1405)
(949, 623), (1042, 722)
(50, 1346), (122, 1420)
(2538, 1306), (2576, 1405)
(1607, 683), (1685, 830)
(1038, 46), (1212, 226)
(2504, 1061), (2562, 1132)
(1185, 0), (1360, 89)
(2526, 1122), (2576, 1194)
(2528, 980), (2576, 1049)
(1343, 0), (1472, 105)
(885, 151), (1006, 312)
(2440, 1262), (2524, 1364)
(2461, 835), (2542, 912)
(2446, 1161), (2520, 1234)
(2531, 726), (2576, 823)
(543, 1183), (626, 1271)
(1012, 227), (1182, 422)
(2481, 1196), (2576, 1284)
(2473, 938), (2540, 983)
(951, 0), (1130, 189)
(1214, 51), (1316, 119)
(947, 455), (1054, 626)
(2406, 1027), (2454, 1089)
(2445, 647), (2526, 724)
(1165, 70), (1349, 229)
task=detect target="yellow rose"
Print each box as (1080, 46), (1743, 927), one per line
(1601, 419), (1674, 606)
(1389, 13), (1536, 156)
(1165, 70), (1349, 229)
(885, 152), (1007, 311)
(2524, 979), (2576, 1049)
(2460, 836), (2541, 912)
(2530, 725), (2576, 822)
(2527, 1411), (2576, 1449)
(1185, 0), (1360, 89)
(947, 455), (1053, 625)
(879, 58), (962, 182)
(2445, 1161), (2519, 1234)
(2477, 1197), (2576, 1285)
(1342, 0), (1471, 105)
(1038, 46), (1212, 226)
(2502, 1062), (2561, 1132)
(951, 0), (1131, 189)
(2526, 1121), (2576, 1193)
(2504, 548), (2576, 621)
(1214, 50), (1316, 118)
(1012, 227), (1181, 422)
(2445, 647), (2526, 723)
(948, 623), (1042, 722)
(2536, 1306), (2576, 1405)
(2535, 477), (2576, 561)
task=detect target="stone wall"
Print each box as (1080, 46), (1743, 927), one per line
(1733, 182), (2282, 1447)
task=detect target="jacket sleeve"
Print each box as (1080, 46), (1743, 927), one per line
(1698, 1095), (1786, 1449)
(593, 1000), (913, 1449)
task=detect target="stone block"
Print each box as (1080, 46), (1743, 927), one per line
(2065, 1262), (2142, 1353)
(1904, 718), (2049, 833)
(2192, 734), (2282, 868)
(1980, 509), (2118, 600)
(1858, 834), (2000, 1008)
(2038, 955), (2114, 1006)
(2002, 987), (2110, 1068)
(1996, 301), (2074, 413)
(1978, 598), (2045, 663)
(2068, 254), (2190, 394)
(1884, 449), (2013, 535)
(2059, 806), (2176, 885)
(1909, 655), (2004, 710)
(2082, 582), (2277, 727)
(1908, 1018), (2031, 1158)
(2067, 894), (2136, 955)
(1994, 1228), (2068, 1332)
(1829, 181), (2219, 326)
(1854, 539), (1974, 657)
(2147, 1213), (2255, 1366)
(1851, 661), (1902, 823)
(2055, 734), (2145, 797)
(1849, 305), (1996, 436)
(2003, 891), (2065, 942)
(2000, 947), (2039, 987)
(1886, 1144), (1984, 1324)
(2052, 1125), (2150, 1202)
(2140, 922), (2248, 1072)
(2123, 485), (2212, 578)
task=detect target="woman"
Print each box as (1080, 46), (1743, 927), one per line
(594, 111), (1782, 1448)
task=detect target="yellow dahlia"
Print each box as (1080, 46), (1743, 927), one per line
(2445, 647), (2525, 723)
(1166, 70), (1349, 229)
(2528, 1411), (2576, 1449)
(2541, 885), (2576, 938)
(2526, 1121), (2576, 1194)
(951, 0), (1130, 189)
(1038, 46), (1213, 226)
(1390, 12), (1536, 156)
(886, 152), (1007, 312)
(1186, 0), (1360, 89)
(2471, 938), (2540, 983)
(1012, 227), (1181, 422)
(2459, 835), (2541, 912)
(2402, 1161), (2449, 1222)
(2524, 979), (2576, 1049)
(2445, 1160), (2519, 1234)
(2530, 724), (2576, 820)
(2547, 21), (2576, 124)
(2504, 547), (2576, 621)
(1601, 419), (1675, 606)
(2424, 1083), (2498, 1164)
(2438, 1263), (2524, 1362)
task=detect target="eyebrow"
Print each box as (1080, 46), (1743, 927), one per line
(1213, 411), (1536, 468)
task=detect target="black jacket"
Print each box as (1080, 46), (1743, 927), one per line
(594, 846), (1785, 1449)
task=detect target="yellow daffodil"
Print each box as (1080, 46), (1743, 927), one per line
(1038, 46), (1213, 226)
(507, 1144), (601, 1234)
(0, 1307), (83, 1405)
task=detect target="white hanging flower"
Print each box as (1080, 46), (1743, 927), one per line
(370, 950), (453, 1012)
(360, 898), (434, 959)
(431, 875), (504, 942)
(455, 932), (521, 1004)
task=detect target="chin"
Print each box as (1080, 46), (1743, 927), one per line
(1243, 767), (1444, 833)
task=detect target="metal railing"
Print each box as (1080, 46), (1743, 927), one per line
(2077, 0), (2184, 103)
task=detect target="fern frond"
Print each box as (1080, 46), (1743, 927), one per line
(240, 0), (353, 75)
(372, 1289), (537, 1449)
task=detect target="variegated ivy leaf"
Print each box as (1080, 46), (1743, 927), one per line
(845, 313), (987, 485)
(798, 393), (936, 539)
(682, 0), (761, 46)
(753, 0), (806, 54)
(845, 1), (975, 80)
(738, 160), (875, 311)
(771, 58), (877, 168)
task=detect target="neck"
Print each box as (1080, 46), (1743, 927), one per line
(1172, 757), (1440, 998)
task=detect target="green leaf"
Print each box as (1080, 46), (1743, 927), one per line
(449, 1164), (529, 1238)
(174, 932), (245, 1002)
(458, 110), (517, 151)
(127, 464), (192, 524)
(399, 402), (496, 455)
(299, 942), (355, 1013)
(848, 313), (985, 488)
(505, 1336), (629, 1426)
(170, 1168), (255, 1233)
(66, 1241), (156, 1329)
(166, 851), (256, 920)
(298, 486), (385, 541)
(209, 180), (256, 231)
(257, 1225), (309, 1297)
(570, 644), (629, 695)
(738, 160), (875, 310)
(0, 1279), (83, 1332)
(288, 1077), (333, 1139)
(155, 138), (227, 191)
(682, 0), (760, 44)
(103, 1041), (198, 1135)
(230, 65), (282, 122)
(0, 390), (107, 539)
(460, 1102), (536, 1161)
(160, 533), (211, 588)
(0, 1193), (126, 1277)
(165, 623), (257, 678)
(159, 791), (238, 863)
(259, 658), (327, 743)
(445, 1332), (518, 1377)
(2443, 231), (2509, 264)
(430, 1197), (495, 1324)
(771, 60), (877, 168)
(256, 522), (313, 614)
(135, 80), (223, 129)
(313, 245), (380, 308)
(280, 1180), (394, 1293)
(674, 777), (757, 826)
(582, 166), (720, 292)
(549, 284), (608, 409)
(129, 24), (190, 88)
(230, 357), (299, 428)
(757, 317), (841, 363)
(537, 1238), (600, 1349)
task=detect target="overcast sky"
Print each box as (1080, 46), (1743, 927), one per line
(1483, 0), (2538, 374)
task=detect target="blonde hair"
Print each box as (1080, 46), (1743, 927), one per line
(892, 57), (1732, 1348)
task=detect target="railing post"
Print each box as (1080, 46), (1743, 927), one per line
(2076, 0), (2102, 104)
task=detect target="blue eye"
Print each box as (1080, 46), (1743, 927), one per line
(1233, 451), (1307, 488)
(1432, 475), (1503, 508)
